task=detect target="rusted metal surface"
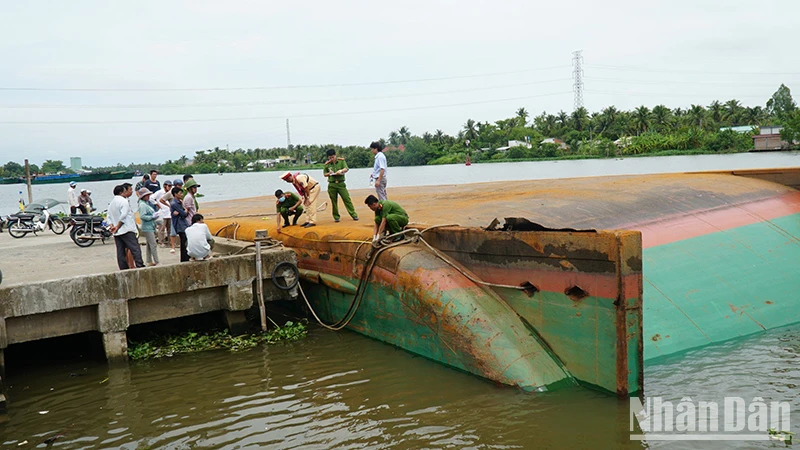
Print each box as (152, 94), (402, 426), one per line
(203, 169), (800, 392)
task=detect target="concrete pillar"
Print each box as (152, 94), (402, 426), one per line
(226, 283), (255, 311)
(223, 310), (249, 336)
(97, 299), (129, 361)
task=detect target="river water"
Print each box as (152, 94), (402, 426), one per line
(1, 151), (799, 217)
(2, 152), (800, 449)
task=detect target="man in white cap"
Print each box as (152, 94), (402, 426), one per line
(280, 171), (320, 227)
(67, 181), (79, 215)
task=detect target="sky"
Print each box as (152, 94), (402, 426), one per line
(0, 0), (798, 167)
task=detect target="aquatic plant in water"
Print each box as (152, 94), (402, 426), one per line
(128, 321), (308, 361)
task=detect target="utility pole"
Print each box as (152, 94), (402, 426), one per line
(572, 50), (584, 111)
(24, 159), (32, 204)
(286, 118), (292, 150)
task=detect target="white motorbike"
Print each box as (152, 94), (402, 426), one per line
(7, 206), (66, 238)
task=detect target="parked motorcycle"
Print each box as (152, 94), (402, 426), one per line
(7, 206), (66, 238)
(69, 214), (113, 247)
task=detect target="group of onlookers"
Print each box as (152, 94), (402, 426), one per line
(105, 171), (214, 271)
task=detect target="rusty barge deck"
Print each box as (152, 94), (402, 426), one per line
(203, 168), (800, 396)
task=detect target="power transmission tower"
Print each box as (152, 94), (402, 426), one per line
(286, 119), (292, 150)
(572, 50), (584, 111)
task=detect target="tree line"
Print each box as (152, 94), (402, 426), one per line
(2, 84), (797, 178)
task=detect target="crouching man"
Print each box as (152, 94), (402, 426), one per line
(365, 194), (408, 243)
(185, 214), (215, 260)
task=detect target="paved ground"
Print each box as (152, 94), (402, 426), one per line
(0, 229), (182, 286)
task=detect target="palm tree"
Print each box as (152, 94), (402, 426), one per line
(516, 107), (529, 127)
(652, 105), (672, 132)
(556, 110), (569, 128)
(687, 104), (707, 128)
(434, 129), (446, 144)
(708, 100), (723, 125)
(463, 119), (478, 140)
(388, 131), (400, 146)
(422, 132), (433, 143)
(570, 107), (589, 131)
(633, 106), (652, 135)
(743, 106), (767, 126)
(723, 99), (743, 126)
(398, 126), (411, 145)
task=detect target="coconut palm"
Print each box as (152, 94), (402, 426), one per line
(687, 104), (707, 128)
(516, 107), (529, 126)
(723, 99), (743, 126)
(434, 129), (446, 144)
(633, 106), (652, 135)
(570, 107), (589, 131)
(388, 131), (400, 146)
(708, 100), (723, 125)
(422, 132), (433, 143)
(463, 119), (478, 140)
(398, 126), (411, 145)
(556, 110), (569, 128)
(652, 105), (672, 132)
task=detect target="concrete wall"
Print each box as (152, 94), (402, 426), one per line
(0, 238), (296, 366)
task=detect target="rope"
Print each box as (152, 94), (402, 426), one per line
(296, 223), (526, 331)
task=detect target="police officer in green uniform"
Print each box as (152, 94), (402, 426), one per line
(275, 189), (304, 233)
(365, 194), (408, 242)
(323, 148), (359, 223)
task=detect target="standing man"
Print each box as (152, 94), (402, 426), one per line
(170, 186), (190, 262)
(365, 194), (408, 243)
(323, 148), (358, 223)
(134, 174), (149, 198)
(274, 189), (304, 233)
(370, 141), (388, 200)
(280, 171), (320, 228)
(108, 183), (145, 270)
(143, 169), (161, 193)
(183, 179), (200, 224)
(152, 179), (173, 246)
(67, 181), (79, 215)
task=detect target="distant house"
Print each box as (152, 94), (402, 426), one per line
(613, 136), (633, 148)
(496, 140), (532, 152)
(720, 125), (756, 133)
(753, 126), (790, 151)
(540, 138), (569, 150)
(276, 155), (297, 165)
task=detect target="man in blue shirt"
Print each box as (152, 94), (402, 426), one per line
(370, 141), (388, 200)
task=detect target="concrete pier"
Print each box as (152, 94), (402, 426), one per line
(0, 231), (297, 409)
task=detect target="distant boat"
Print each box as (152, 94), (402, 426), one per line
(0, 170), (139, 185)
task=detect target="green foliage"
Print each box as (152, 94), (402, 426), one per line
(780, 109), (800, 147)
(767, 84), (797, 124)
(41, 159), (71, 174)
(128, 321), (308, 361)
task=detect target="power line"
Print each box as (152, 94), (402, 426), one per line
(585, 63), (800, 76)
(585, 90), (770, 99)
(0, 78), (572, 109)
(585, 76), (796, 87)
(0, 65), (571, 92)
(0, 91), (573, 124)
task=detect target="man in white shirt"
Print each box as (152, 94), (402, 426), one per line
(107, 183), (144, 270)
(369, 141), (388, 200)
(151, 179), (173, 246)
(67, 181), (80, 215)
(185, 214), (215, 260)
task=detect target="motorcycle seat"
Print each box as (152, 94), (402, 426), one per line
(10, 213), (36, 220)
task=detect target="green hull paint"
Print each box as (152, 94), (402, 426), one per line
(302, 250), (574, 392)
(643, 212), (800, 361)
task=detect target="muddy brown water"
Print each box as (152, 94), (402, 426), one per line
(2, 323), (799, 449)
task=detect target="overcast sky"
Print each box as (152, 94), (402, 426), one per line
(1, 1), (798, 167)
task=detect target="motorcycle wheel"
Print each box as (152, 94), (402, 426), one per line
(8, 221), (28, 238)
(73, 229), (95, 247)
(50, 218), (66, 235)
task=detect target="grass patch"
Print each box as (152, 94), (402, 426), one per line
(128, 321), (308, 361)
